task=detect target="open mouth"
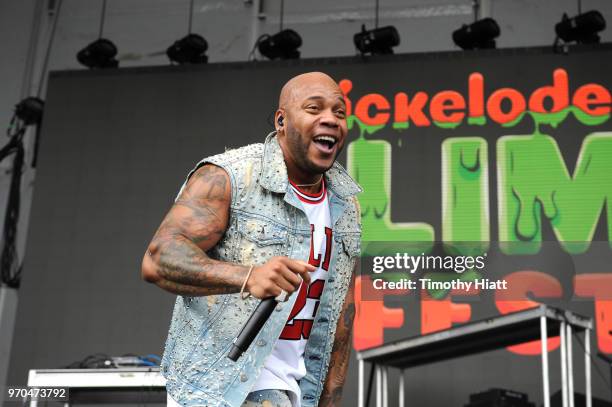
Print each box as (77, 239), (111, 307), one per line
(313, 135), (338, 154)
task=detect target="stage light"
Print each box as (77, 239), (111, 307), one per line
(15, 97), (44, 126)
(76, 38), (119, 69)
(257, 29), (302, 60)
(453, 18), (500, 50)
(167, 0), (208, 64)
(555, 10), (606, 44)
(354, 25), (400, 55)
(167, 34), (209, 64)
(77, 0), (118, 69)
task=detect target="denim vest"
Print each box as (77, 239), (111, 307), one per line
(161, 132), (362, 407)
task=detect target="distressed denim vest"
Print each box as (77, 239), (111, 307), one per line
(161, 132), (362, 407)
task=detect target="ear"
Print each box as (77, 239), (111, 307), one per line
(274, 109), (286, 134)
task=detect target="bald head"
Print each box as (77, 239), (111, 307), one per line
(273, 71), (348, 182)
(278, 72), (341, 109)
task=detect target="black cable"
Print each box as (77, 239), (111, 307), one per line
(0, 116), (26, 288)
(374, 0), (379, 28)
(98, 0), (107, 38)
(188, 0), (195, 34)
(279, 0), (284, 31)
(64, 353), (112, 369)
(571, 326), (610, 395)
(31, 124), (41, 168)
(365, 362), (374, 407)
(559, 312), (610, 395)
(36, 0), (63, 98)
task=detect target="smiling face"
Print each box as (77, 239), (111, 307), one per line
(276, 72), (348, 182)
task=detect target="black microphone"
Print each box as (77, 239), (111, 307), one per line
(227, 297), (278, 361)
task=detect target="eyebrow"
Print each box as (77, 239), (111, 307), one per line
(304, 95), (347, 107)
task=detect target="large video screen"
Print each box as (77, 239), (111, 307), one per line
(10, 45), (612, 405)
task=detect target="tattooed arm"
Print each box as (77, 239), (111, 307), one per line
(141, 164), (248, 296)
(141, 163), (314, 297)
(318, 266), (356, 407)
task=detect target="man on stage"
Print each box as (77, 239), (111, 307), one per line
(142, 72), (362, 407)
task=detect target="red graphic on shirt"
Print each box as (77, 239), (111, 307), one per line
(280, 225), (332, 340)
(309, 225), (333, 271)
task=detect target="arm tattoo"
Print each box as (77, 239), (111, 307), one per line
(146, 165), (246, 296)
(155, 237), (242, 294)
(319, 273), (356, 406)
(318, 387), (344, 406)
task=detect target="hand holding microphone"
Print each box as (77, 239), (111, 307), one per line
(246, 257), (314, 300)
(227, 257), (315, 361)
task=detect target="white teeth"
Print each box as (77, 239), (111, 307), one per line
(314, 136), (336, 144)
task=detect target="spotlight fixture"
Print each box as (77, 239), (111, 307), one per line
(257, 29), (302, 60)
(354, 24), (400, 55)
(76, 1), (118, 68)
(167, 34), (208, 64)
(250, 0), (302, 61)
(555, 10), (606, 44)
(77, 38), (119, 68)
(453, 18), (500, 50)
(167, 0), (208, 64)
(15, 97), (45, 126)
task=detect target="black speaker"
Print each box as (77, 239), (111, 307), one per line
(465, 388), (535, 407)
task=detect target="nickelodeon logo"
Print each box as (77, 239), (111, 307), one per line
(340, 68), (611, 128)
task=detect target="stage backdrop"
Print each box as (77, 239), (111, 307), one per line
(9, 44), (612, 406)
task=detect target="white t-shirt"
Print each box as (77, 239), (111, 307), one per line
(167, 179), (332, 407)
(251, 178), (332, 407)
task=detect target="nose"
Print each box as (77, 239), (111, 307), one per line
(319, 108), (339, 128)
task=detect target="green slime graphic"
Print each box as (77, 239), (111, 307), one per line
(468, 116), (487, 126)
(498, 132), (612, 254)
(427, 138), (490, 297)
(346, 117), (434, 256)
(504, 107), (610, 133)
(365, 106), (609, 132)
(442, 137), (490, 255)
(346, 110), (611, 294)
(434, 121), (461, 129)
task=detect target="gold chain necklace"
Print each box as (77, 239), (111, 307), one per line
(293, 175), (323, 187)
